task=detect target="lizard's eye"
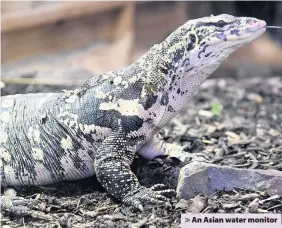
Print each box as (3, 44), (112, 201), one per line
(217, 20), (227, 27)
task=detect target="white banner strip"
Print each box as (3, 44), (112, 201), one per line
(181, 213), (282, 228)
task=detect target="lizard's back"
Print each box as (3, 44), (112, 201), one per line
(0, 81), (116, 186)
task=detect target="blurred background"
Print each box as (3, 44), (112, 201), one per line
(1, 1), (282, 91)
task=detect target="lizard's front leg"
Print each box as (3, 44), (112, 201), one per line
(138, 134), (193, 162)
(94, 131), (175, 211)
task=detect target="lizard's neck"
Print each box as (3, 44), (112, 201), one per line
(117, 44), (210, 129)
(125, 43), (213, 128)
(155, 70), (210, 128)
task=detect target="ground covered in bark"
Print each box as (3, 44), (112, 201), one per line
(1, 75), (282, 227)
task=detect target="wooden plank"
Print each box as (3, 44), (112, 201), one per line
(2, 1), (126, 32)
(2, 1), (34, 14)
(2, 12), (116, 64)
(2, 2), (136, 76)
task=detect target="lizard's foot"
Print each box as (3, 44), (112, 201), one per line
(122, 184), (175, 211)
(1, 188), (51, 220)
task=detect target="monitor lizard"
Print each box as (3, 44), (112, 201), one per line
(1, 14), (266, 215)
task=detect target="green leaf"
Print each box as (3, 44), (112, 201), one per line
(211, 101), (223, 116)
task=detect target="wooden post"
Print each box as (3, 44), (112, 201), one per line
(111, 2), (136, 66)
(174, 1), (188, 24)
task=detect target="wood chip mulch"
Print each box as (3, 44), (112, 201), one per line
(1, 75), (282, 227)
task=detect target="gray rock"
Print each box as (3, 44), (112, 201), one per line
(177, 162), (282, 199)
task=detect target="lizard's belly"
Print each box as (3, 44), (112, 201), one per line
(0, 94), (104, 186)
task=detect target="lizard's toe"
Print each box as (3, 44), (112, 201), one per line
(150, 184), (176, 197)
(1, 188), (51, 220)
(122, 185), (175, 211)
(150, 183), (167, 191)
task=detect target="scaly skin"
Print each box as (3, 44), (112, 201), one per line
(0, 14), (266, 213)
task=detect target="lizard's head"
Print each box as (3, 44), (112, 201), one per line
(147, 14), (266, 126)
(163, 14), (266, 77)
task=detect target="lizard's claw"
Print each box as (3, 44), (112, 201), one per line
(122, 185), (176, 211)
